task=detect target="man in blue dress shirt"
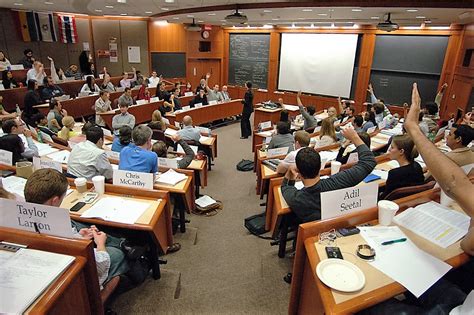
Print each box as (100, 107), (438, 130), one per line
(119, 124), (157, 173)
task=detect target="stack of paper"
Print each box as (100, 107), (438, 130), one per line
(359, 226), (452, 298)
(0, 249), (75, 313)
(393, 201), (470, 248)
(199, 136), (212, 143)
(155, 169), (187, 186)
(81, 197), (150, 224)
(1, 176), (27, 198)
(46, 150), (70, 163)
(36, 143), (59, 157)
(165, 128), (178, 136)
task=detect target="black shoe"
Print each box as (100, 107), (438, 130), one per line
(120, 240), (147, 260)
(283, 273), (292, 284)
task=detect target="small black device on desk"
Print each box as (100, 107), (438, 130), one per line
(325, 246), (344, 259)
(70, 202), (86, 212)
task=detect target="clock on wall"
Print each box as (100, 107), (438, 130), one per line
(201, 30), (210, 39)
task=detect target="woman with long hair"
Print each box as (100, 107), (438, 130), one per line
(315, 117), (337, 148)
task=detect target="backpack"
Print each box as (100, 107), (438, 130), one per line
(236, 159), (254, 172)
(244, 212), (272, 239)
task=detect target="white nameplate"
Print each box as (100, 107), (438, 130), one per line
(136, 99), (146, 105)
(9, 64), (24, 70)
(33, 157), (62, 172)
(267, 147), (289, 158)
(158, 158), (178, 169)
(367, 126), (377, 134)
(182, 106), (191, 111)
(101, 128), (112, 137)
(0, 198), (74, 238)
(0, 149), (13, 166)
(347, 152), (359, 164)
(208, 100), (217, 105)
(105, 150), (120, 160)
(184, 92), (194, 97)
(150, 97), (159, 103)
(320, 182), (378, 220)
(113, 169), (154, 190)
(194, 103), (203, 108)
(259, 121), (272, 130)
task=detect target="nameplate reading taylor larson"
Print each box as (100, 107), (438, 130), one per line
(113, 169), (154, 190)
(320, 182), (378, 220)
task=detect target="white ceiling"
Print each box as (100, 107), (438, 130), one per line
(1, 0), (473, 26)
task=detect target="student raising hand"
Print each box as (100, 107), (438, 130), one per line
(341, 126), (364, 147)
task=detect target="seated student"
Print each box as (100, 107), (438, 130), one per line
(282, 127), (376, 223)
(444, 124), (474, 167)
(95, 91), (112, 127)
(155, 82), (170, 102)
(0, 50), (11, 71)
(27, 61), (47, 84)
(69, 121), (94, 144)
(152, 133), (195, 169)
(137, 83), (151, 102)
(195, 78), (207, 94)
(0, 96), (18, 121)
(1, 70), (19, 89)
(64, 64), (82, 80)
(1, 118), (38, 159)
(315, 117), (338, 148)
(339, 106), (355, 124)
(162, 88), (181, 112)
(58, 116), (77, 141)
(279, 109), (290, 123)
(418, 112), (430, 136)
(379, 134), (425, 199)
(47, 99), (67, 133)
(112, 125), (132, 153)
(23, 79), (42, 125)
(268, 121), (295, 152)
(276, 130), (311, 174)
(119, 68), (137, 89)
(33, 113), (56, 137)
(191, 88), (208, 107)
(41, 76), (65, 101)
(119, 125), (157, 173)
(100, 73), (115, 92)
(221, 85), (231, 101)
(0, 133), (24, 164)
(178, 116), (201, 143)
(112, 102), (135, 136)
(148, 110), (167, 131)
(362, 111), (376, 133)
(336, 132), (371, 165)
(421, 102), (440, 135)
(118, 88), (133, 107)
(326, 106), (338, 124)
(23, 168), (131, 290)
(353, 115), (364, 133)
(148, 71), (161, 88)
(80, 76), (100, 94)
(296, 91), (318, 131)
(68, 126), (113, 180)
(18, 48), (35, 69)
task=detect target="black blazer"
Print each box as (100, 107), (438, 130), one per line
(242, 90), (254, 114)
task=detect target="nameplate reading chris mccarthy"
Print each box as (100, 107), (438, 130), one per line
(113, 169), (154, 190)
(320, 182), (378, 220)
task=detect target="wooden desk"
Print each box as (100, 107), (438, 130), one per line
(253, 104), (300, 128)
(0, 227), (103, 315)
(288, 189), (470, 315)
(165, 99), (243, 126)
(63, 182), (172, 279)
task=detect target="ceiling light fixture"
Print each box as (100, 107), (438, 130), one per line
(406, 9), (418, 12)
(187, 15), (194, 18)
(105, 5), (113, 8)
(263, 10), (272, 13)
(318, 13), (327, 16)
(416, 16), (426, 19)
(208, 13), (216, 16)
(352, 9), (362, 12)
(370, 16), (380, 19)
(44, 1), (54, 4)
(165, 0), (175, 3)
(120, 13), (127, 16)
(154, 20), (168, 26)
(145, 11), (152, 14)
(173, 17), (180, 20)
(13, 2), (23, 5)
(197, 20), (204, 23)
(302, 9), (313, 12)
(95, 9), (102, 12)
(271, 18), (279, 21)
(161, 8), (169, 11)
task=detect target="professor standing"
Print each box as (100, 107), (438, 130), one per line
(240, 81), (253, 139)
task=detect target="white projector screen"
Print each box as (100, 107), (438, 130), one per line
(278, 33), (359, 98)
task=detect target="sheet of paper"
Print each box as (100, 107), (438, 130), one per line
(195, 195), (217, 208)
(155, 169), (187, 186)
(282, 104), (299, 111)
(393, 201), (470, 248)
(371, 169), (389, 180)
(199, 136), (212, 143)
(257, 131), (274, 137)
(0, 248), (75, 314)
(1, 176), (27, 198)
(359, 226), (452, 298)
(318, 150), (339, 162)
(165, 128), (178, 136)
(177, 144), (198, 154)
(81, 197), (150, 224)
(46, 150), (70, 163)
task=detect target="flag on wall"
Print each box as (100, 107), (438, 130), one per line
(16, 11), (40, 42)
(57, 15), (78, 43)
(36, 12), (57, 42)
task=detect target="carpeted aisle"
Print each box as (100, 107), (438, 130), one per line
(111, 120), (293, 314)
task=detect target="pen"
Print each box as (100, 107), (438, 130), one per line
(381, 238), (406, 245)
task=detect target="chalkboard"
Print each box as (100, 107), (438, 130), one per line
(370, 35), (448, 106)
(228, 34), (270, 89)
(151, 52), (186, 78)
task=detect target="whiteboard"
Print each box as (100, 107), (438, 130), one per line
(278, 33), (358, 98)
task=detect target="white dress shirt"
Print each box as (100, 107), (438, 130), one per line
(67, 140), (114, 180)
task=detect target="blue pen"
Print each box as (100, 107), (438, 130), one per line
(381, 238), (407, 245)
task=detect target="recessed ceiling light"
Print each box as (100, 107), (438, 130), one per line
(120, 13), (127, 16)
(95, 9), (102, 12)
(271, 18), (279, 21)
(187, 15), (194, 18)
(165, 0), (174, 2)
(424, 19), (432, 24)
(302, 9), (313, 12)
(208, 13), (216, 16)
(161, 7), (169, 11)
(105, 5), (114, 8)
(197, 20), (204, 23)
(370, 16), (379, 19)
(13, 2), (23, 5)
(44, 1), (54, 4)
(406, 9), (418, 12)
(317, 13), (327, 16)
(297, 17), (305, 20)
(173, 17), (179, 20)
(416, 16), (426, 19)
(352, 9), (362, 12)
(145, 11), (152, 14)
(263, 10), (272, 13)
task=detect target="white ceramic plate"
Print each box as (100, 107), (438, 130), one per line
(316, 259), (366, 292)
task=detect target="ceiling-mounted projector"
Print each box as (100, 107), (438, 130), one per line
(377, 13), (399, 32)
(185, 18), (201, 32)
(225, 9), (248, 24)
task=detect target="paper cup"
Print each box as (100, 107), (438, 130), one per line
(330, 161), (342, 175)
(92, 175), (105, 195)
(378, 200), (399, 226)
(16, 161), (33, 179)
(74, 177), (88, 193)
(440, 190), (454, 207)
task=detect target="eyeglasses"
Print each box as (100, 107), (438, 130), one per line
(318, 229), (337, 246)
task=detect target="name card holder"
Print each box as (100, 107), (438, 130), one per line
(0, 149), (13, 166)
(158, 158), (179, 169)
(267, 147), (289, 158)
(33, 157), (62, 172)
(113, 169), (154, 190)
